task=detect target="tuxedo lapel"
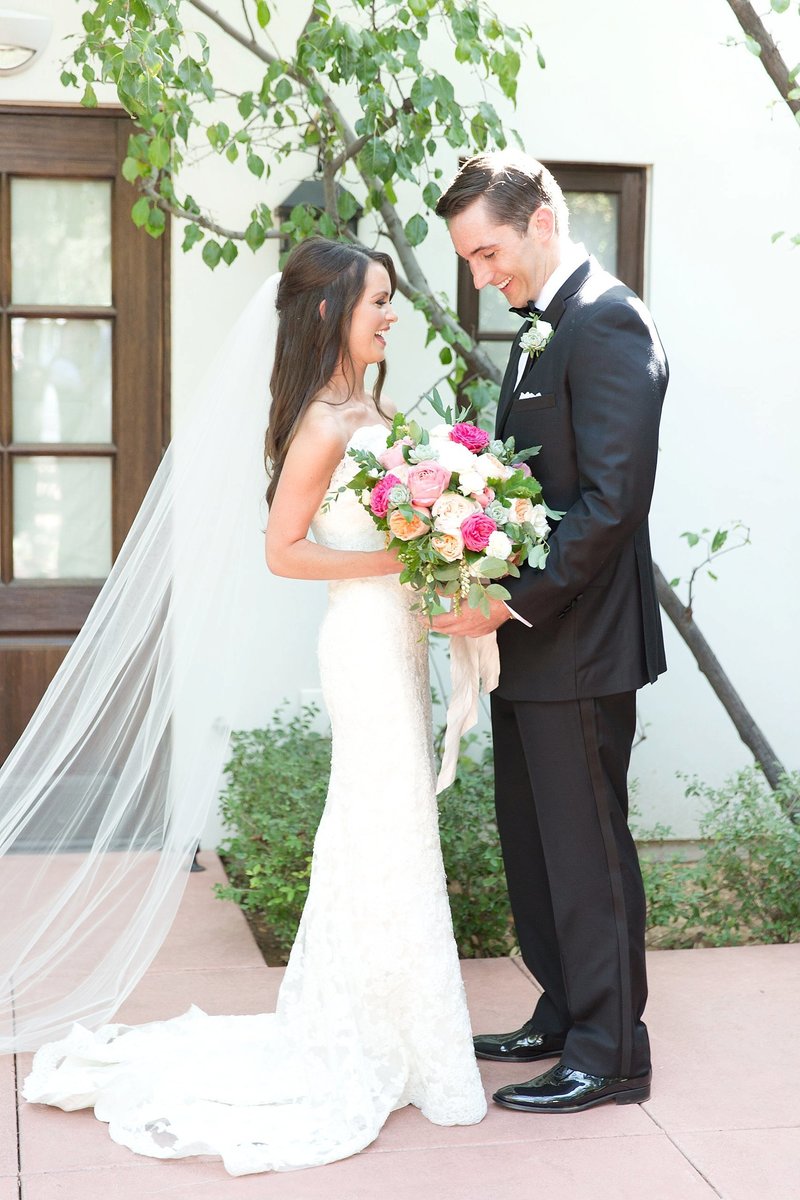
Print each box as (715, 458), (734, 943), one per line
(494, 325), (527, 436)
(497, 258), (597, 435)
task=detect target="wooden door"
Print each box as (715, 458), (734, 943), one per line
(0, 105), (169, 762)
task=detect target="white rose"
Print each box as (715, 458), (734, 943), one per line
(475, 453), (513, 482)
(362, 488), (373, 507)
(486, 530), (513, 560)
(458, 468), (486, 497)
(529, 503), (551, 540)
(434, 438), (479, 475)
(432, 491), (481, 532)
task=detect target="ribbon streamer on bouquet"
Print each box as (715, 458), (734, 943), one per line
(435, 633), (500, 794)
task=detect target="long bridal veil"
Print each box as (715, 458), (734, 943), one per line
(0, 274), (281, 1052)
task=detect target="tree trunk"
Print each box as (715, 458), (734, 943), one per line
(653, 564), (796, 818)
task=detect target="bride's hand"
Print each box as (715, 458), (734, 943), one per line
(375, 546), (402, 575)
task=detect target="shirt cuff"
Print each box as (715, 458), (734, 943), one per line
(503, 601), (533, 628)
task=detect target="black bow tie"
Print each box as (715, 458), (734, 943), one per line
(509, 302), (542, 319)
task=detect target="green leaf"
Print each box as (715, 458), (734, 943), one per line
(478, 557), (510, 579)
(182, 223), (204, 251)
(711, 529), (728, 553)
(744, 34), (762, 56)
(422, 181), (441, 209)
(669, 577), (680, 589)
(336, 188), (360, 221)
(256, 0), (271, 28)
(439, 347), (453, 365)
(244, 220), (266, 251)
(148, 137), (170, 169)
(202, 240), (223, 269)
(410, 76), (436, 109)
(359, 138), (395, 181)
(681, 531), (700, 548)
(130, 196), (150, 228)
(770, 0), (790, 12)
(771, 230), (785, 243)
(247, 151), (265, 178)
(81, 83), (98, 109)
(221, 239), (238, 265)
(485, 583), (511, 601)
(274, 77), (292, 103)
(121, 156), (144, 183)
(404, 213), (428, 246)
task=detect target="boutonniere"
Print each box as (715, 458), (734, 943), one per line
(519, 314), (553, 360)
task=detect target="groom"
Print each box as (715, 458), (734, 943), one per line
(433, 153), (668, 1112)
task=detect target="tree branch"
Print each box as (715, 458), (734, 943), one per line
(141, 178), (281, 241)
(724, 0), (800, 116)
(653, 563), (794, 810)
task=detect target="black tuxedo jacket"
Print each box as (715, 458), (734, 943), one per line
(495, 257), (668, 702)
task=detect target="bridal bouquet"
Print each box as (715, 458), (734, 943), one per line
(333, 391), (562, 618)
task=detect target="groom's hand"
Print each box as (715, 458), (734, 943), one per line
(430, 598), (512, 638)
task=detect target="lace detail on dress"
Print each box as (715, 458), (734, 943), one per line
(23, 423), (487, 1176)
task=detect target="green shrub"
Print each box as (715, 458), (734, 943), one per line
(216, 707), (514, 961)
(215, 705), (329, 952)
(634, 769), (800, 948)
(436, 732), (516, 958)
(217, 705), (800, 959)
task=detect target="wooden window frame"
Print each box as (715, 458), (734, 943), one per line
(0, 103), (170, 635)
(457, 162), (647, 343)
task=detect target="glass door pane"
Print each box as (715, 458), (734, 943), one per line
(11, 318), (113, 443)
(10, 179), (112, 306)
(12, 456), (112, 579)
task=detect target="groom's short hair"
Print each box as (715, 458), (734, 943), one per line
(436, 152), (569, 236)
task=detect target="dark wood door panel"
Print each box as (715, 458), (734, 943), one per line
(0, 105), (169, 767)
(0, 640), (70, 762)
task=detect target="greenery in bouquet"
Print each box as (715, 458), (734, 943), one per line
(329, 390), (562, 618)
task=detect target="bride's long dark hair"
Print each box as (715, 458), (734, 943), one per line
(265, 236), (397, 506)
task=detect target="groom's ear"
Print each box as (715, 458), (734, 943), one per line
(528, 205), (556, 243)
(319, 299), (327, 319)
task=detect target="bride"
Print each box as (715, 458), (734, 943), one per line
(18, 236), (487, 1174)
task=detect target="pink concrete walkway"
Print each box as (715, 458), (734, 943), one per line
(4, 853), (799, 1199)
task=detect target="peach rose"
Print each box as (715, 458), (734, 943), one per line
(388, 508), (429, 541)
(431, 529), (464, 562)
(509, 497), (535, 525)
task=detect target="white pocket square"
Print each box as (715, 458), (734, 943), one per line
(518, 391), (542, 399)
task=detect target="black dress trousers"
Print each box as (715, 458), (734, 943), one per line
(490, 689), (651, 1079)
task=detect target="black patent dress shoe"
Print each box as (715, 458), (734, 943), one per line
(493, 1063), (652, 1112)
(473, 1018), (567, 1063)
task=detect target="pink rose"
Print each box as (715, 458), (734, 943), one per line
(450, 422), (490, 453)
(379, 442), (408, 470)
(514, 461), (532, 477)
(370, 473), (401, 519)
(460, 511), (498, 551)
(407, 462), (451, 508)
(475, 487), (495, 509)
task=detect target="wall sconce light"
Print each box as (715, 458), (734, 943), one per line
(0, 9), (53, 75)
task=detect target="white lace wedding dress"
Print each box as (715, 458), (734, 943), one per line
(23, 424), (487, 1175)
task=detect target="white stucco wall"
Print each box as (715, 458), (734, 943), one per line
(3, 0), (797, 842)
